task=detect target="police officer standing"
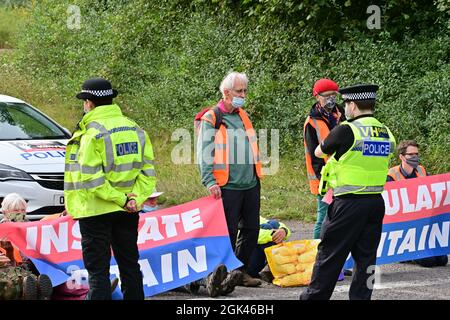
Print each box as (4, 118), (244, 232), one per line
(64, 78), (156, 300)
(299, 84), (396, 300)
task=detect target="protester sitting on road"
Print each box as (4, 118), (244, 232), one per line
(0, 193), (53, 300)
(180, 264), (243, 298)
(247, 217), (291, 283)
(140, 191), (164, 213)
(387, 140), (448, 268)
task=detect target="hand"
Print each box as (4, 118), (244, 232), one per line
(125, 198), (138, 212)
(208, 184), (222, 199)
(271, 228), (286, 244)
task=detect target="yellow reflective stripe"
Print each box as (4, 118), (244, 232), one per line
(137, 128), (146, 164)
(64, 176), (105, 191)
(111, 179), (136, 188)
(334, 185), (384, 195)
(87, 122), (114, 172)
(311, 118), (324, 143)
(65, 163), (102, 174)
(417, 166), (425, 176)
(142, 169), (156, 177)
(213, 164), (226, 170)
(145, 159), (155, 166)
(113, 162), (143, 172)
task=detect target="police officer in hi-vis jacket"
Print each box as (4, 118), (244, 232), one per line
(65, 78), (156, 300)
(300, 84), (396, 300)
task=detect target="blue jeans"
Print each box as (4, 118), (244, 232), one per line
(313, 195), (329, 239)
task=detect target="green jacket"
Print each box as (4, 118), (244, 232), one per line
(258, 217), (291, 245)
(64, 104), (156, 219)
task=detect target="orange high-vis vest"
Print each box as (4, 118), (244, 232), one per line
(201, 108), (262, 187)
(303, 116), (331, 195)
(0, 243), (22, 265)
(387, 165), (426, 181)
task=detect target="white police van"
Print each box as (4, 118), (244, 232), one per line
(0, 94), (71, 219)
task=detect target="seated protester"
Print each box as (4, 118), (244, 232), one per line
(140, 191), (164, 213)
(0, 193), (53, 300)
(387, 140), (448, 268)
(247, 217), (291, 283)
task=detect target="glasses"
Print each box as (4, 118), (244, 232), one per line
(404, 153), (419, 156)
(318, 92), (337, 98)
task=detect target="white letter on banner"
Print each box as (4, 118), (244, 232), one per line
(41, 222), (69, 254)
(71, 221), (81, 250)
(182, 208), (203, 233)
(161, 253), (174, 283)
(431, 182), (446, 208)
(387, 230), (403, 256)
(26, 226), (38, 250)
(377, 232), (387, 257)
(418, 225), (429, 251)
(400, 188), (415, 213)
(397, 228), (416, 254)
(138, 217), (164, 244)
(382, 190), (400, 215)
(429, 222), (449, 249)
(138, 259), (158, 287)
(415, 185), (433, 211)
(443, 181), (450, 205)
(178, 246), (207, 278)
(161, 214), (181, 238)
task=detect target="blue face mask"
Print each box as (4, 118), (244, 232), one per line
(231, 96), (245, 108)
(142, 205), (158, 213)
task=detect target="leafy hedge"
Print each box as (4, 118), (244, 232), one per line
(11, 0), (450, 173)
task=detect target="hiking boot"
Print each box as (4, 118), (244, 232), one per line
(0, 279), (20, 300)
(37, 274), (53, 300)
(221, 269), (243, 295)
(205, 264), (227, 298)
(186, 280), (201, 294)
(110, 277), (119, 293)
(23, 275), (38, 300)
(259, 270), (274, 283)
(240, 272), (261, 287)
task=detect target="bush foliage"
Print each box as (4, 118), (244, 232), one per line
(10, 0), (450, 173)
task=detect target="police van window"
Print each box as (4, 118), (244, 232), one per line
(0, 103), (68, 140)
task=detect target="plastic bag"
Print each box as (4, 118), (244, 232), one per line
(264, 239), (320, 287)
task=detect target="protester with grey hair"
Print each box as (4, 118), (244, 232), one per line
(196, 71), (263, 290)
(0, 193), (53, 300)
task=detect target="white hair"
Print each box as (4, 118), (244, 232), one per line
(219, 71), (248, 96)
(1, 193), (27, 214)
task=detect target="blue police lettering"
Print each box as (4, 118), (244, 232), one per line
(116, 142), (138, 156)
(362, 141), (390, 156)
(20, 151), (66, 160)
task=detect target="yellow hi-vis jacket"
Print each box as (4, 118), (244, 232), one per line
(318, 116), (396, 197)
(64, 104), (156, 219)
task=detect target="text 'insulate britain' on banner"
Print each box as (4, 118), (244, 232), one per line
(0, 196), (242, 298)
(344, 173), (450, 269)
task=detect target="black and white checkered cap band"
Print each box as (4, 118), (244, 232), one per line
(81, 89), (113, 97)
(342, 92), (376, 101)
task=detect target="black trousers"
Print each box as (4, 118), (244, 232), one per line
(300, 194), (385, 300)
(79, 211), (144, 300)
(221, 181), (260, 270)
